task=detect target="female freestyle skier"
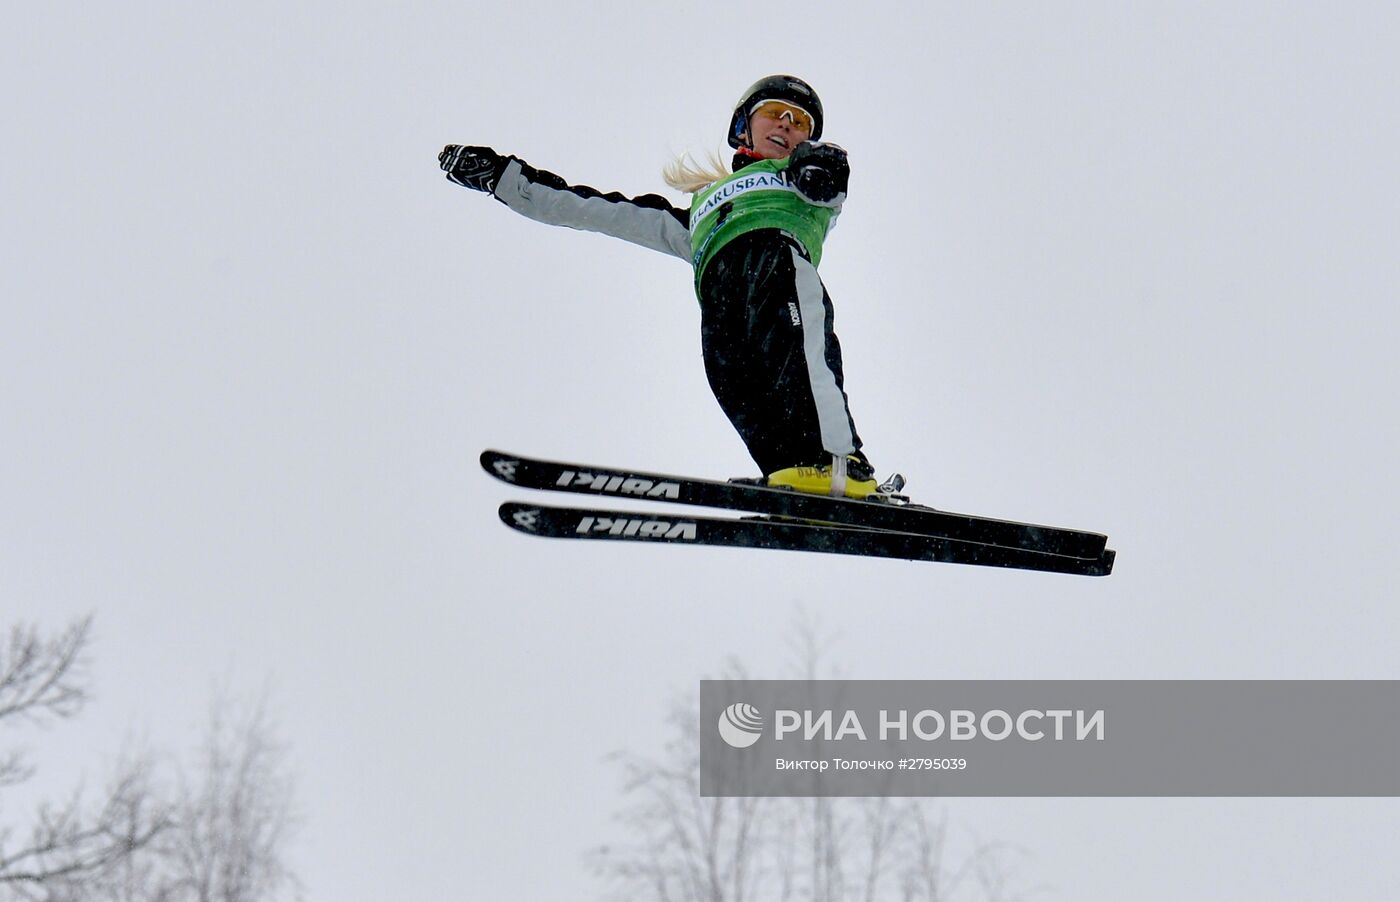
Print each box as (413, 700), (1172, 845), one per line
(440, 75), (893, 499)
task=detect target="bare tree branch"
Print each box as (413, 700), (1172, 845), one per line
(0, 616), (92, 726)
(0, 754), (172, 898)
(0, 749), (35, 790)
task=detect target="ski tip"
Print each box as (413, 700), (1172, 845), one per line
(480, 450), (522, 484)
(497, 501), (542, 535)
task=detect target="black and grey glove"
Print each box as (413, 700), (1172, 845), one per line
(787, 141), (849, 205)
(439, 145), (508, 194)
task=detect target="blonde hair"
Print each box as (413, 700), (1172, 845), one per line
(662, 150), (732, 194)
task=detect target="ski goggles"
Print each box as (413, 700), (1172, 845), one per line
(749, 99), (815, 133)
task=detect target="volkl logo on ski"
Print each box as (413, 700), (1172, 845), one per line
(556, 470), (681, 500)
(576, 516), (698, 541)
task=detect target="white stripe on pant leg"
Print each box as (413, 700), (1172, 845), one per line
(829, 453), (847, 498)
(792, 248), (856, 457)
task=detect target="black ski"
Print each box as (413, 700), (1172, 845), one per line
(499, 502), (1115, 576)
(482, 450), (1110, 560)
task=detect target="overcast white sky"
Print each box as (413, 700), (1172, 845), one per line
(4, 2), (1398, 900)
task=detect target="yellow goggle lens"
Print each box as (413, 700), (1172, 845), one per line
(750, 100), (814, 133)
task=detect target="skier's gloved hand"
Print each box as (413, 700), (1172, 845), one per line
(439, 145), (507, 194)
(787, 141), (849, 206)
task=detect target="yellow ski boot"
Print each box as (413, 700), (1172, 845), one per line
(766, 454), (880, 499)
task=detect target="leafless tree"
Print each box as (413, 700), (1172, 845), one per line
(0, 616), (170, 899)
(593, 656), (764, 902)
(593, 610), (1041, 902)
(0, 616), (92, 799)
(0, 617), (299, 902)
(153, 690), (300, 902)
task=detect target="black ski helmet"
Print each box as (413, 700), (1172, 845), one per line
(728, 74), (824, 149)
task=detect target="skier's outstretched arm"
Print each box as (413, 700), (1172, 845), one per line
(439, 145), (691, 261)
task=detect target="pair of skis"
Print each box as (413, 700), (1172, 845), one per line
(481, 451), (1115, 576)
